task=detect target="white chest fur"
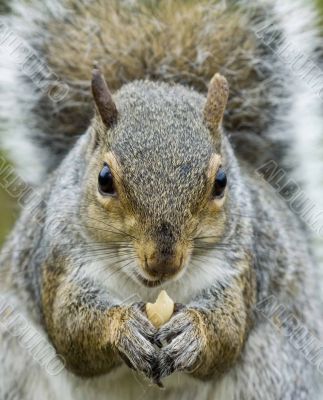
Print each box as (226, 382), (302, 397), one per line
(50, 365), (234, 400)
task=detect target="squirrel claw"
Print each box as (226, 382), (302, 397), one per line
(153, 379), (164, 389)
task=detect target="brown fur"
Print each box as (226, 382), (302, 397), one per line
(204, 74), (229, 148)
(41, 259), (119, 376)
(155, 255), (256, 380)
(92, 66), (118, 128)
(21, 0), (280, 176)
(188, 258), (256, 378)
(41, 257), (159, 377)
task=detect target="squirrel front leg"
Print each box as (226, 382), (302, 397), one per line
(155, 262), (256, 380)
(41, 264), (158, 378)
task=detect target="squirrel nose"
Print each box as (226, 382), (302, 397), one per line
(142, 222), (184, 279)
(145, 254), (182, 278)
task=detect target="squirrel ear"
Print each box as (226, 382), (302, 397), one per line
(204, 73), (229, 145)
(91, 64), (118, 128)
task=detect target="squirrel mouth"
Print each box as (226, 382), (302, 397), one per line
(135, 267), (185, 288)
(135, 272), (164, 288)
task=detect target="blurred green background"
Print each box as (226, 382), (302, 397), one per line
(0, 154), (16, 244)
(1, 0), (323, 246)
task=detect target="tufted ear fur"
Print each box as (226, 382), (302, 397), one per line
(91, 64), (118, 128)
(203, 73), (229, 149)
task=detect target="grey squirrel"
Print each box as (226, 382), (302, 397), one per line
(0, 0), (323, 399)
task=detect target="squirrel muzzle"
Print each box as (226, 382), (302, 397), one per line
(136, 223), (188, 282)
(144, 250), (183, 280)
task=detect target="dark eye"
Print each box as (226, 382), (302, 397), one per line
(98, 164), (115, 195)
(212, 168), (227, 198)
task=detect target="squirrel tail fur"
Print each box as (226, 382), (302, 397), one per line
(1, 0), (323, 248)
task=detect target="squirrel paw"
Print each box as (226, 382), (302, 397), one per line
(154, 307), (205, 380)
(116, 303), (159, 380)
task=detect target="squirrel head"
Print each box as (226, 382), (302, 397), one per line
(83, 67), (229, 287)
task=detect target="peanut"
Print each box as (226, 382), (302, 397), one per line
(146, 290), (174, 328)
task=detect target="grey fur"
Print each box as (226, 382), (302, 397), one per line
(0, 0), (323, 399)
(0, 0), (306, 183)
(0, 77), (322, 398)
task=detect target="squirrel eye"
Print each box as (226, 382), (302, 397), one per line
(98, 163), (115, 195)
(212, 168), (227, 198)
